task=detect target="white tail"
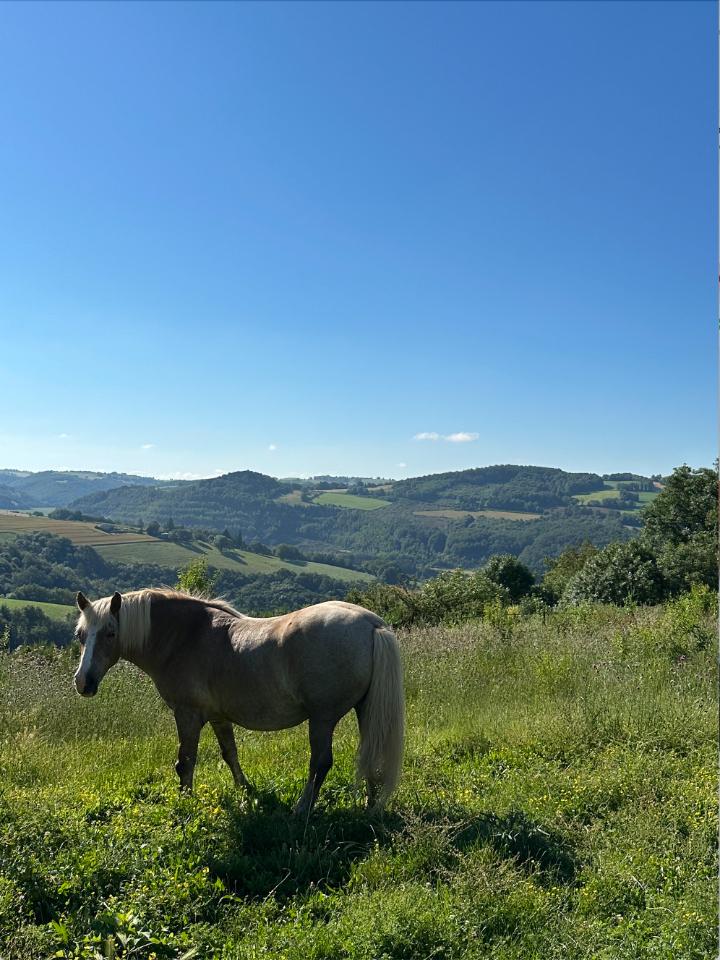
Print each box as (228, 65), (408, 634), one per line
(356, 626), (405, 806)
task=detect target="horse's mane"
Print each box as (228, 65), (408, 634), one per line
(86, 588), (245, 655)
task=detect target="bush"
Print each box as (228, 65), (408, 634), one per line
(348, 569), (507, 627)
(482, 554), (534, 601)
(562, 540), (665, 606)
(176, 558), (216, 597)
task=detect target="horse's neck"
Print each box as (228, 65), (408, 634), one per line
(120, 630), (163, 675)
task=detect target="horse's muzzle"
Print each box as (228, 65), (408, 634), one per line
(74, 674), (98, 697)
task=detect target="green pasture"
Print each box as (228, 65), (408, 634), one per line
(573, 488), (621, 504)
(314, 492), (390, 510)
(93, 540), (370, 583)
(0, 597), (75, 620)
(0, 591), (715, 959)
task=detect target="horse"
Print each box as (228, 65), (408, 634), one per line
(72, 588), (404, 815)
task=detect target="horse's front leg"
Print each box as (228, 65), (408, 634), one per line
(174, 707), (204, 791)
(294, 716), (337, 818)
(211, 720), (253, 793)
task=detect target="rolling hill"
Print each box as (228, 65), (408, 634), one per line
(69, 465), (648, 576)
(0, 469), (175, 507)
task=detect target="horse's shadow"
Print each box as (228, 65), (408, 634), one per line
(207, 791), (579, 901)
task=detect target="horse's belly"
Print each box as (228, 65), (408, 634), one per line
(228, 703), (308, 731)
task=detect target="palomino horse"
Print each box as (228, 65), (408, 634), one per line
(72, 589), (404, 815)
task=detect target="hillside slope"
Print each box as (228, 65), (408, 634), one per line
(71, 465), (638, 575)
(0, 469), (172, 507)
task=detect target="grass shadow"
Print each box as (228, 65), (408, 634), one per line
(447, 808), (579, 884)
(207, 791), (578, 901)
(208, 790), (398, 899)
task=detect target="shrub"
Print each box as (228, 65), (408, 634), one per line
(562, 540), (665, 606)
(482, 554), (534, 601)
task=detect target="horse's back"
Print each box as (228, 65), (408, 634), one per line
(269, 601), (381, 716)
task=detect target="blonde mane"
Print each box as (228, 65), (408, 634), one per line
(81, 589), (245, 655)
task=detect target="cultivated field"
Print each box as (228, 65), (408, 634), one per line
(0, 511), (155, 547)
(414, 508), (541, 522)
(0, 593), (715, 959)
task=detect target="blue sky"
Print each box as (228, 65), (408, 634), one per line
(0, 1), (715, 480)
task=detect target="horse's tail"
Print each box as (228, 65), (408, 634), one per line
(356, 626), (405, 807)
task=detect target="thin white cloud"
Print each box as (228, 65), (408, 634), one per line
(140, 443), (155, 450)
(57, 433), (71, 439)
(268, 443), (278, 451)
(413, 431), (478, 443)
(397, 462), (407, 468)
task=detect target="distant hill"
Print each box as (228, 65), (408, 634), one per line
(386, 465), (605, 511)
(69, 464), (651, 575)
(0, 483), (36, 510)
(0, 469), (175, 507)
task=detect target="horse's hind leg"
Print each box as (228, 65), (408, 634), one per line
(293, 716), (337, 818)
(174, 708), (204, 792)
(211, 720), (253, 792)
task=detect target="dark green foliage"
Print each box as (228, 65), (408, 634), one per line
(642, 465), (717, 549)
(542, 542), (599, 603)
(0, 604), (73, 649)
(642, 465), (718, 592)
(387, 464), (605, 511)
(482, 554), (534, 601)
(562, 541), (665, 606)
(274, 543), (306, 561)
(348, 569), (507, 627)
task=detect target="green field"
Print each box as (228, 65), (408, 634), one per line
(573, 488), (622, 505)
(574, 486), (659, 511)
(0, 597), (74, 620)
(415, 508), (541, 522)
(93, 540), (371, 583)
(314, 492), (391, 510)
(0, 593), (714, 959)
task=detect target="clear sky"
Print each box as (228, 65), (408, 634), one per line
(0, 0), (715, 481)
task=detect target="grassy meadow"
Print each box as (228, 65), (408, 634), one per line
(0, 597), (74, 621)
(0, 592), (716, 959)
(313, 492), (391, 510)
(92, 541), (371, 584)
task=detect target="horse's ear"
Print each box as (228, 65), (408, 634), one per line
(76, 592), (89, 611)
(110, 592), (122, 617)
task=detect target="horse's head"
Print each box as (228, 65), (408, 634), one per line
(73, 591), (122, 697)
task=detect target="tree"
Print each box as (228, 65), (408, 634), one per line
(176, 558), (216, 597)
(483, 554), (534, 602)
(542, 541), (599, 603)
(146, 521), (161, 537)
(641, 464), (717, 592)
(275, 544), (305, 561)
(562, 540), (665, 606)
(642, 465), (717, 549)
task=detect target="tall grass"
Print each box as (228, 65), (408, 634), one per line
(0, 590), (716, 958)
